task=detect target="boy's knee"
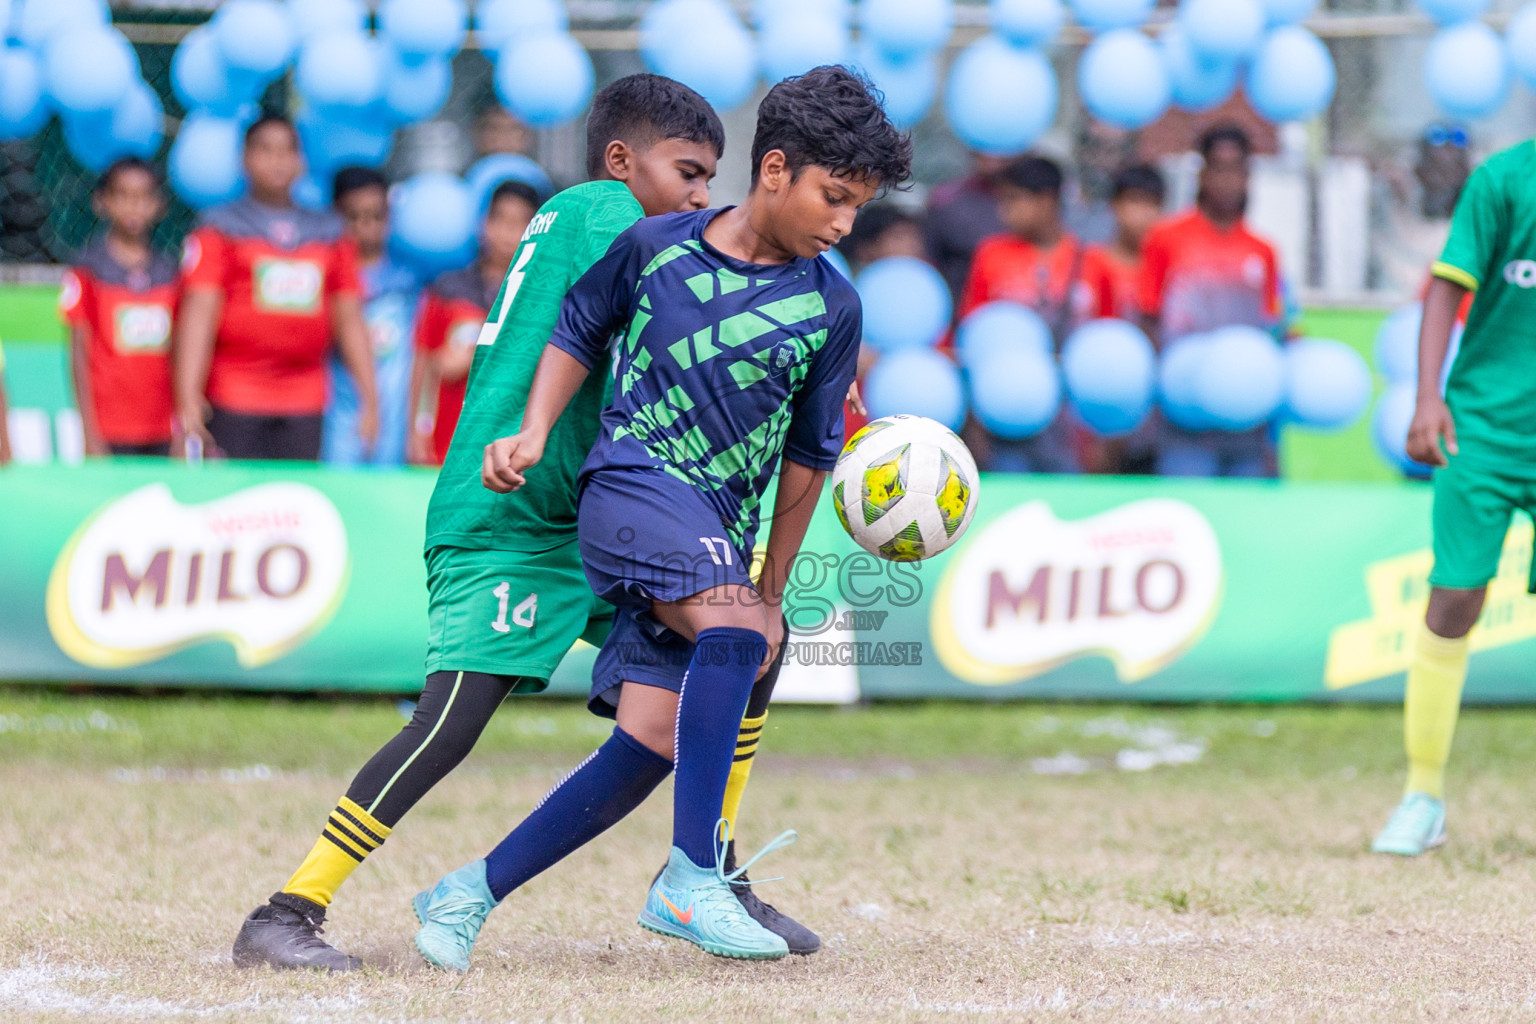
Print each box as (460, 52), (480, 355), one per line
(1425, 587), (1487, 638)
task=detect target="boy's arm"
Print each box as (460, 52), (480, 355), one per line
(68, 325), (106, 456)
(482, 346), (590, 492)
(330, 293), (378, 449)
(759, 455), (827, 620)
(1406, 275), (1467, 467)
(173, 288), (222, 448)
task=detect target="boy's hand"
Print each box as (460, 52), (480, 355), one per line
(482, 431), (546, 492)
(177, 402), (214, 452)
(845, 380), (867, 418)
(356, 401), (379, 451)
(1407, 394), (1458, 467)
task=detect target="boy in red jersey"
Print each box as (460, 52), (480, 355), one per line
(1090, 164), (1165, 321)
(1138, 124), (1284, 478)
(60, 158), (179, 456)
(409, 180), (539, 465)
(174, 114), (377, 461)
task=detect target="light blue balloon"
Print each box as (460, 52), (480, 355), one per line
(297, 109), (395, 175)
(477, 0), (568, 54)
(955, 301), (1052, 368)
(380, 0), (467, 61)
(1159, 334), (1213, 431)
(863, 0), (954, 61)
(1372, 383), (1429, 476)
(866, 348), (967, 431)
(1068, 0), (1154, 32)
(382, 51), (453, 123)
(17, 0), (107, 51)
(466, 154), (555, 213)
(107, 83), (165, 159)
(755, 0), (853, 28)
(857, 256), (953, 351)
(172, 26), (251, 117)
(1078, 29), (1170, 130)
(1282, 338), (1371, 430)
(1426, 22), (1509, 119)
(760, 14), (850, 83)
(992, 0), (1064, 47)
(1418, 0), (1491, 26)
(1162, 26), (1239, 112)
(1260, 0), (1315, 26)
(1179, 0), (1264, 64)
(648, 16), (757, 112)
(215, 0), (296, 80)
(169, 113), (246, 209)
(1373, 304), (1421, 382)
(944, 35), (1056, 156)
(1061, 318), (1156, 436)
(0, 47), (49, 140)
(43, 29), (136, 117)
(821, 248), (853, 281)
(1510, 3), (1536, 91)
(292, 173), (329, 210)
(641, 0), (737, 68)
(392, 172), (477, 274)
(1195, 324), (1285, 430)
(496, 31), (594, 127)
(970, 345), (1061, 439)
(297, 31), (385, 113)
(1246, 26), (1334, 122)
(286, 0), (368, 39)
(62, 111), (114, 172)
(856, 43), (938, 129)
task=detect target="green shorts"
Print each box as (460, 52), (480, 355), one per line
(1429, 454), (1536, 591)
(423, 543), (613, 690)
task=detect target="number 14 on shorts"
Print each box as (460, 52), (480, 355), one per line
(491, 583), (537, 633)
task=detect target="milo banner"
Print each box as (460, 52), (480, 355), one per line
(5, 462), (1536, 703)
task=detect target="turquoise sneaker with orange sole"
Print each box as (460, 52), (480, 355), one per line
(639, 822), (794, 961)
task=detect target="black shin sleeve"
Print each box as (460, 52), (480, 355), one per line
(745, 613), (790, 720)
(344, 671), (516, 828)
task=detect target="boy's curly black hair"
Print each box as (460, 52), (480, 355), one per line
(750, 65), (914, 193)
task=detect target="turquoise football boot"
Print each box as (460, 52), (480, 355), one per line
(639, 821), (794, 961)
(1371, 792), (1447, 856)
(413, 859), (498, 971)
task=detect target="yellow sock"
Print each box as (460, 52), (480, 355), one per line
(281, 797), (393, 908)
(721, 712), (767, 840)
(1404, 627), (1470, 800)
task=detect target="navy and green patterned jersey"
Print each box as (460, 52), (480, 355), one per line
(550, 208), (861, 553)
(424, 181), (643, 553)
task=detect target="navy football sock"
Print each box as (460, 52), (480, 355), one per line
(673, 626), (768, 869)
(483, 726), (672, 901)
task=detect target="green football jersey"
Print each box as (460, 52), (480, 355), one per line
(424, 180), (643, 553)
(1433, 140), (1536, 455)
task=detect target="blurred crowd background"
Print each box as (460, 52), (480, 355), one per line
(0, 0), (1531, 480)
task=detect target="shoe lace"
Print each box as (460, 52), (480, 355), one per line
(427, 894), (492, 935)
(712, 817), (797, 888)
(278, 908), (332, 949)
(1386, 796), (1439, 838)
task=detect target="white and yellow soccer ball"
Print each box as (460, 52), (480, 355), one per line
(829, 414), (980, 562)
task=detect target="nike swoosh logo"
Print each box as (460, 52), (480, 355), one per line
(659, 892), (693, 925)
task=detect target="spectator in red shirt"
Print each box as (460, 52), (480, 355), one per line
(59, 158), (179, 456)
(174, 114), (377, 461)
(1138, 124), (1284, 478)
(409, 180), (538, 465)
(958, 155), (1114, 474)
(924, 152), (1006, 304)
(1090, 164), (1166, 321)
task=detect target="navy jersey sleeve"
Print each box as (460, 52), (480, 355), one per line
(547, 221), (648, 369)
(783, 278), (861, 471)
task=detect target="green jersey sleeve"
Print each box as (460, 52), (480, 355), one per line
(1435, 162), (1506, 292)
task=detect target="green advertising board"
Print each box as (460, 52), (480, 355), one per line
(4, 462), (1536, 703)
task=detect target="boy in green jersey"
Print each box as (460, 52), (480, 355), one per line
(1372, 140), (1536, 856)
(234, 75), (814, 969)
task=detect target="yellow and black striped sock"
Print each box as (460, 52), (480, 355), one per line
(721, 712), (767, 840)
(281, 796), (393, 908)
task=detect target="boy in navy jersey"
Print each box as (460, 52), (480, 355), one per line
(412, 66), (912, 967)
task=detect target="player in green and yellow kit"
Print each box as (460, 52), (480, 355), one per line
(233, 75), (815, 970)
(1372, 140), (1536, 856)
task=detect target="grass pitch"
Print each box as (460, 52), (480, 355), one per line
(1, 690), (1535, 1023)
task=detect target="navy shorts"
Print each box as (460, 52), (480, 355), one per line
(577, 467), (759, 716)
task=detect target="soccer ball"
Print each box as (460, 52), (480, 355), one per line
(829, 414), (980, 562)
